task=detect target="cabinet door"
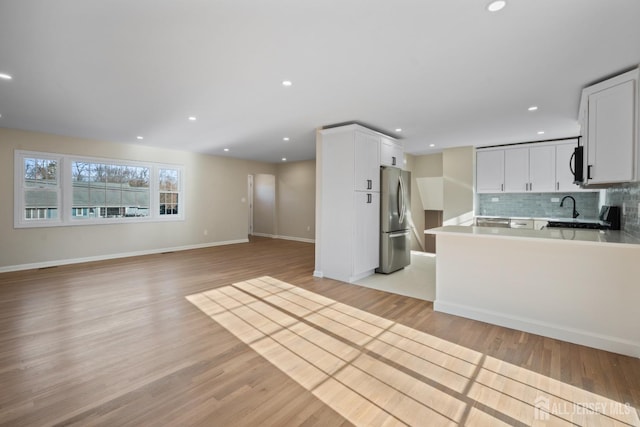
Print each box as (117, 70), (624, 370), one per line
(476, 150), (504, 193)
(353, 191), (380, 276)
(380, 138), (403, 167)
(354, 132), (380, 191)
(586, 79), (636, 184)
(556, 142), (582, 192)
(529, 145), (556, 192)
(504, 147), (529, 192)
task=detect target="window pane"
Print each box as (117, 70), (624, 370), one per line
(72, 161), (150, 220)
(23, 157), (58, 220)
(159, 168), (180, 217)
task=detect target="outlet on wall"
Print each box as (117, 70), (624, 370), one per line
(551, 197), (560, 203)
(491, 197), (499, 202)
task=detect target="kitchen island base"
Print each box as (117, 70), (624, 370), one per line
(431, 227), (640, 358)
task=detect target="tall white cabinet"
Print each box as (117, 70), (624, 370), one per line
(315, 124), (400, 283)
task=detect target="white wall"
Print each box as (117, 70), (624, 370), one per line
(276, 160), (315, 242)
(0, 128), (282, 271)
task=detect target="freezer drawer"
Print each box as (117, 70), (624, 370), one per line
(376, 230), (410, 274)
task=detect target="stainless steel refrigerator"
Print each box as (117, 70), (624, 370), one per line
(376, 166), (411, 274)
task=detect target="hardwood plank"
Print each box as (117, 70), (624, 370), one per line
(0, 237), (638, 426)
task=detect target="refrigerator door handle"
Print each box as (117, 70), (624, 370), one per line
(398, 175), (406, 224)
(389, 231), (410, 238)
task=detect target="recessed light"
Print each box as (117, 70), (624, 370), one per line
(487, 0), (506, 12)
(282, 80), (292, 87)
(537, 131), (545, 135)
(283, 137), (290, 141)
(0, 73), (12, 80)
(528, 106), (538, 111)
(429, 144), (436, 148)
(188, 116), (197, 121)
(282, 157), (287, 162)
(136, 136), (144, 140)
(395, 128), (402, 132)
(224, 148), (230, 152)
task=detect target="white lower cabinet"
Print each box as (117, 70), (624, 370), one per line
(353, 191), (380, 277)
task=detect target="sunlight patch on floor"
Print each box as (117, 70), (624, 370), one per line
(187, 276), (638, 427)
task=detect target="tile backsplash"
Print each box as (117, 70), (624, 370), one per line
(605, 182), (640, 238)
(476, 192), (601, 220)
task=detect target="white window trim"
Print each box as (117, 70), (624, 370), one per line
(14, 150), (185, 228)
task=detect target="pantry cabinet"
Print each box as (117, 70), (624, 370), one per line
(315, 124), (384, 283)
(579, 67), (639, 185)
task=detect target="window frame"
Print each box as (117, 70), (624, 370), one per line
(14, 150), (185, 228)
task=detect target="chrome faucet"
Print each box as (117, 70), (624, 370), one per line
(560, 196), (579, 219)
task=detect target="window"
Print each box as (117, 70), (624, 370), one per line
(14, 150), (184, 228)
(159, 168), (180, 216)
(71, 161), (150, 220)
(16, 155), (61, 225)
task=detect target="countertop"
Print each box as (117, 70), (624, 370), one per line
(425, 225), (640, 246)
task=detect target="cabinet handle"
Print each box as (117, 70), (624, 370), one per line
(587, 165), (593, 180)
(529, 182), (532, 191)
(392, 156), (396, 166)
(556, 182), (559, 191)
(366, 193), (372, 204)
(366, 179), (372, 190)
(501, 183), (504, 192)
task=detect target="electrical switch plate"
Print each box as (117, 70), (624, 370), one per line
(622, 202), (627, 215)
(491, 197), (499, 202)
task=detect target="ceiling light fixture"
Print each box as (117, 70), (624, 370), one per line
(282, 80), (292, 87)
(0, 73), (12, 80)
(282, 157), (287, 162)
(429, 144), (436, 148)
(487, 0), (506, 12)
(537, 131), (545, 135)
(395, 128), (402, 132)
(528, 106), (538, 111)
(224, 148), (230, 152)
(283, 137), (290, 141)
(188, 116), (197, 121)
(136, 136), (144, 140)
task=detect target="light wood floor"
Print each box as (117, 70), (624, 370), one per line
(0, 237), (638, 426)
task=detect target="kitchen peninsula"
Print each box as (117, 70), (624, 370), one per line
(427, 226), (640, 357)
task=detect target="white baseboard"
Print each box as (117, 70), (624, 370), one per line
(434, 300), (640, 358)
(0, 239), (248, 273)
(252, 233), (315, 244)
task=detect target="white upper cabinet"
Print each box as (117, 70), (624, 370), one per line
(477, 140), (593, 194)
(380, 137), (404, 167)
(354, 131), (381, 191)
(580, 67), (639, 185)
(504, 147), (529, 192)
(504, 145), (555, 193)
(476, 149), (505, 193)
(528, 145), (556, 192)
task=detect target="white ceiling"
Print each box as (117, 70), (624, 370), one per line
(1, 1), (639, 163)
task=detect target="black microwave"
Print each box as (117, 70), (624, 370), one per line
(571, 146), (584, 184)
